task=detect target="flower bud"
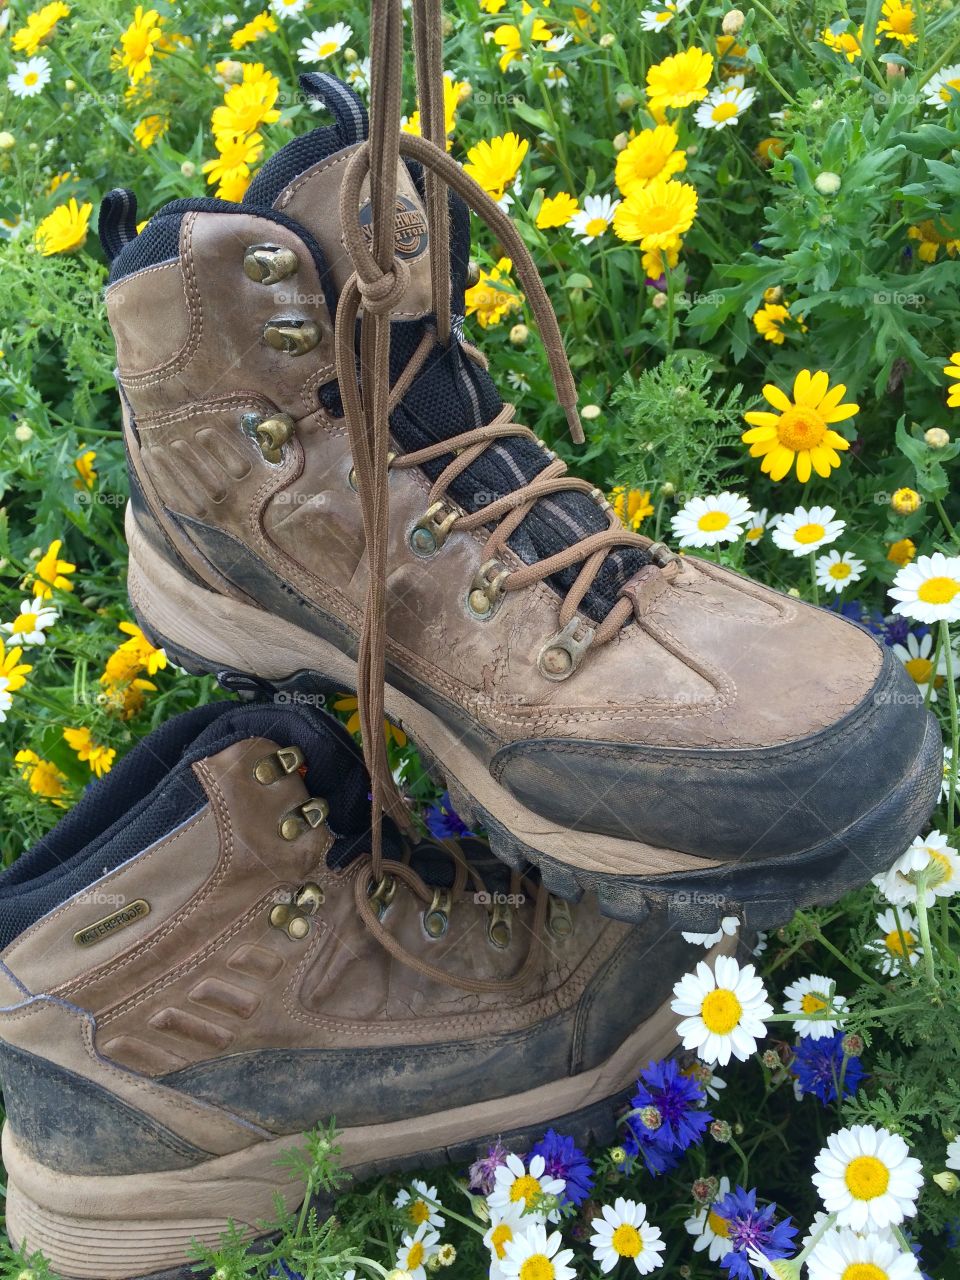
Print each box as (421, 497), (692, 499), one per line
(651, 292), (667, 309)
(761, 1049), (780, 1069)
(581, 403), (602, 421)
(814, 171), (842, 195)
(180, 160), (196, 178)
(599, 32), (615, 46)
(710, 1119), (732, 1143)
(660, 481), (675, 498)
(841, 1032), (864, 1057)
(609, 1145), (627, 1164)
(891, 487), (922, 515)
(14, 423), (33, 442)
(934, 1171), (960, 1194)
(925, 426), (950, 449)
(692, 1175), (720, 1205)
(613, 131), (629, 152)
(509, 323), (529, 345)
(0, 132), (15, 150)
(616, 90), (636, 111)
(639, 1105), (663, 1131)
(722, 9), (745, 34)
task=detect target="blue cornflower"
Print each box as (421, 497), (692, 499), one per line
(272, 1265), (304, 1280)
(424, 791), (472, 840)
(621, 1058), (711, 1176)
(530, 1129), (595, 1207)
(468, 1139), (509, 1195)
(791, 1031), (865, 1105)
(715, 1186), (797, 1280)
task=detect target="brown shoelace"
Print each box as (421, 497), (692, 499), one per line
(335, 0), (666, 882)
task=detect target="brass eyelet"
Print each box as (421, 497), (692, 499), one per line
(646, 540), (681, 569)
(466, 559), (510, 620)
(348, 452), (395, 492)
(241, 411), (296, 464)
(423, 888), (452, 939)
(262, 316), (323, 356)
(547, 896), (574, 940)
(243, 243), (299, 285)
(269, 880), (324, 940)
(409, 501), (458, 557)
(253, 744), (305, 784)
(537, 618), (596, 682)
(487, 901), (513, 949)
(369, 874), (398, 920)
(279, 797), (330, 841)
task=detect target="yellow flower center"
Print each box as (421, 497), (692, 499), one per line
(701, 987), (742, 1034)
(407, 1242), (425, 1270)
(711, 100), (740, 122)
(11, 613), (38, 633)
(916, 576), (960, 605)
(746, 526), (764, 541)
(490, 1224), (513, 1259)
(707, 1209), (731, 1238)
(520, 1257), (555, 1280)
(801, 992), (828, 1014)
(928, 849), (953, 884)
(841, 1264), (886, 1280)
(844, 1155), (890, 1201)
(24, 71), (39, 86)
(794, 522), (826, 545)
(318, 39), (337, 56)
(612, 1224), (642, 1257)
(697, 511), (731, 532)
(904, 656), (933, 685)
(584, 216), (608, 236)
(409, 1201), (430, 1225)
(829, 562), (852, 579)
(884, 927), (916, 956)
(776, 406), (827, 450)
(510, 1174), (542, 1207)
(939, 76), (960, 102)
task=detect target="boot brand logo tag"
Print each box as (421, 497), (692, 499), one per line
(74, 899), (151, 948)
(358, 195), (429, 260)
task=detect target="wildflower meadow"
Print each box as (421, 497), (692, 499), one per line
(1, 0), (960, 1277)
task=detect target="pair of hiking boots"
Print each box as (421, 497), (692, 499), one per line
(0, 60), (941, 1280)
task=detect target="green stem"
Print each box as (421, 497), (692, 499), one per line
(913, 870), (938, 987)
(809, 924), (889, 995)
(934, 497), (960, 548)
(942, 620), (958, 835)
(809, 551), (820, 605)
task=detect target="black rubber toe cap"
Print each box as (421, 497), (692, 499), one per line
(491, 645), (935, 860)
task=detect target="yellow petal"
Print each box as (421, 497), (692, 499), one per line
(744, 411), (779, 428)
(810, 446), (835, 478)
(796, 450), (812, 482)
(761, 384), (792, 412)
(817, 382), (848, 412)
(823, 402), (859, 423)
(823, 429), (851, 450)
(742, 425), (777, 442)
(767, 445), (795, 481)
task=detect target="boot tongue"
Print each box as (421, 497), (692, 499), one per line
(247, 75), (650, 625)
(243, 73), (435, 320)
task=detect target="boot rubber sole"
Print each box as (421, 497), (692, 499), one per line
(125, 506), (943, 933)
(2, 960), (695, 1280)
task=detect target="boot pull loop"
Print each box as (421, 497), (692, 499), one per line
(298, 72), (369, 148)
(98, 188), (139, 264)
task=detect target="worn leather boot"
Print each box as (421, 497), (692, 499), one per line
(101, 65), (940, 931)
(0, 698), (726, 1280)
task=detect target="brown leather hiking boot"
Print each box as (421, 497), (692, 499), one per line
(100, 53), (939, 931)
(0, 699), (725, 1280)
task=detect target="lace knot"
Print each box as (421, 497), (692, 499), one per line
(357, 257), (411, 314)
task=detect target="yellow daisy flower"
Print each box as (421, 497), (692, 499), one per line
(133, 114), (169, 148)
(536, 191), (579, 229)
(944, 351), (960, 408)
(100, 675), (157, 720)
(878, 0), (917, 47)
(752, 301), (806, 345)
(15, 749), (69, 805)
(74, 449), (96, 489)
(821, 24), (863, 62)
(887, 538), (917, 567)
(32, 539), (76, 598)
(202, 132), (265, 191)
(465, 257), (524, 328)
(641, 242), (680, 278)
(481, 0), (508, 10)
(230, 10), (278, 51)
(63, 727), (116, 778)
(464, 133), (529, 202)
(12, 1), (70, 56)
(34, 198), (93, 256)
(742, 369), (858, 483)
(610, 487), (654, 531)
(615, 125), (687, 197)
(47, 171), (72, 194)
(402, 74), (469, 150)
(0, 642), (33, 692)
(332, 695), (408, 748)
(493, 20), (552, 72)
(646, 47), (713, 112)
(111, 620), (168, 677)
(117, 7), (164, 86)
(907, 220), (959, 263)
(613, 177), (698, 250)
(212, 64), (281, 138)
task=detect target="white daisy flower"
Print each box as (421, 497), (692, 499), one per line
(271, 0), (307, 15)
(923, 63), (960, 110)
(745, 507), (769, 543)
(808, 1226), (921, 1280)
(800, 1209), (833, 1251)
(681, 915), (740, 948)
(568, 194), (620, 244)
(394, 1223), (440, 1280)
(1, 599), (58, 646)
(867, 907), (923, 976)
(671, 954), (774, 1066)
(589, 1197), (665, 1275)
(507, 369), (532, 394)
(345, 56), (372, 92)
(684, 1176), (733, 1260)
(500, 1223), (576, 1280)
(782, 974), (847, 1040)
(640, 5), (679, 32)
(890, 551), (960, 624)
(484, 1205), (531, 1280)
(891, 631), (949, 703)
(947, 1136), (960, 1171)
(670, 492), (754, 548)
(694, 77), (757, 130)
(298, 22), (352, 63)
(545, 31), (573, 53)
(772, 505), (846, 556)
(6, 56), (52, 99)
(544, 63), (569, 89)
(815, 549), (865, 594)
(395, 1180), (446, 1231)
(873, 830), (960, 907)
(497, 176), (523, 215)
(813, 1125), (924, 1233)
(680, 1060), (726, 1102)
(753, 931), (768, 957)
(943, 745), (955, 799)
(489, 1152), (565, 1222)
